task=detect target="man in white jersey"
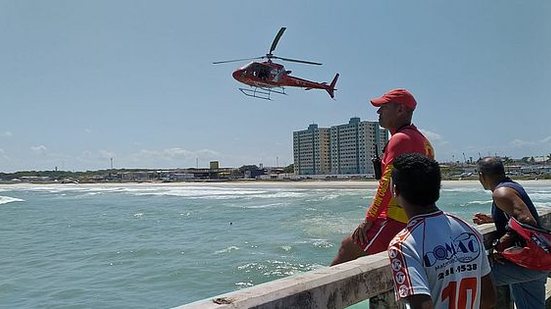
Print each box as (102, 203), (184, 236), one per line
(387, 153), (496, 308)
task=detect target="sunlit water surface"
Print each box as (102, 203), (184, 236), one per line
(1, 181), (550, 308)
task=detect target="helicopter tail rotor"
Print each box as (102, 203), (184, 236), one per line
(325, 73), (339, 99)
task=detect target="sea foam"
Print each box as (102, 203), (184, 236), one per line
(0, 195), (24, 205)
(461, 200), (492, 207)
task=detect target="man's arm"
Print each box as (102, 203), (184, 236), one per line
(480, 274), (497, 309)
(493, 187), (538, 249)
(364, 133), (410, 222)
(351, 220), (373, 245)
(353, 165), (393, 244)
(364, 162), (394, 221)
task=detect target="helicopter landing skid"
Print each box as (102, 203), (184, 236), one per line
(239, 87), (286, 100)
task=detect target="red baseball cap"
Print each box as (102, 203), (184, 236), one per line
(370, 88), (417, 110)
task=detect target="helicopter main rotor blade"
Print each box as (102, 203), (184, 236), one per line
(273, 56), (322, 66)
(269, 27), (286, 55)
(212, 56), (264, 65)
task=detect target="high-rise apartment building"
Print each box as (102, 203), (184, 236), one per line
(293, 124), (330, 175)
(330, 117), (388, 175)
(292, 118), (388, 176)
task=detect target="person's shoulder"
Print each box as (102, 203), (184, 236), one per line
(389, 126), (428, 145)
(402, 218), (427, 238)
(388, 228), (416, 252)
(444, 211), (463, 220)
(387, 132), (414, 150)
(392, 223), (421, 242)
(492, 186), (517, 200)
(390, 131), (412, 141)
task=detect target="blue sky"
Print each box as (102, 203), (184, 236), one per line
(1, 1), (549, 172)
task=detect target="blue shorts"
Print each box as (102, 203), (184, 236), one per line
(491, 259), (549, 309)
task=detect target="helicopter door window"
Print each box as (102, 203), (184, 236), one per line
(258, 67), (269, 80)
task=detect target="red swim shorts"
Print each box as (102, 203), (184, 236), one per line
(357, 217), (406, 255)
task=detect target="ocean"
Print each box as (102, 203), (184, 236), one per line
(1, 180), (551, 308)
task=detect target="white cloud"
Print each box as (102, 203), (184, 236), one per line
(30, 145), (48, 155)
(2, 131), (13, 137)
(510, 136), (551, 148)
(502, 137), (551, 159)
(99, 150), (115, 159)
(420, 129), (442, 141)
(510, 139), (532, 147)
(75, 150), (115, 169)
(419, 129), (448, 146)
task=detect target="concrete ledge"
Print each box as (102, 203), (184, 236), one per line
(175, 253), (393, 309)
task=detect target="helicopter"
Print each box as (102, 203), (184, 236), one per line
(213, 27), (339, 100)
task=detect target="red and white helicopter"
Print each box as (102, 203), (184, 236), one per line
(213, 27), (339, 100)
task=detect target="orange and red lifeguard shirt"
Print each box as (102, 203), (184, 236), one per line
(366, 124), (434, 224)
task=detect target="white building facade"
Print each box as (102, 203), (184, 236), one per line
(293, 118), (388, 176)
(293, 124), (331, 175)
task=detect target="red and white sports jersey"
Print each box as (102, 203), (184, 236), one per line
(388, 211), (491, 308)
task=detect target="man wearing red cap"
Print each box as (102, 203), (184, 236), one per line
(331, 88), (434, 265)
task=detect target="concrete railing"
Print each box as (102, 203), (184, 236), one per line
(175, 209), (551, 309)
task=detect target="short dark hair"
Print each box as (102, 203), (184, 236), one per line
(391, 153), (441, 205)
(477, 157), (505, 177)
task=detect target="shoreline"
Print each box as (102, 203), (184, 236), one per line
(2, 179), (551, 190)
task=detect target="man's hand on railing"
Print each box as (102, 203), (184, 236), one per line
(473, 213), (494, 225)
